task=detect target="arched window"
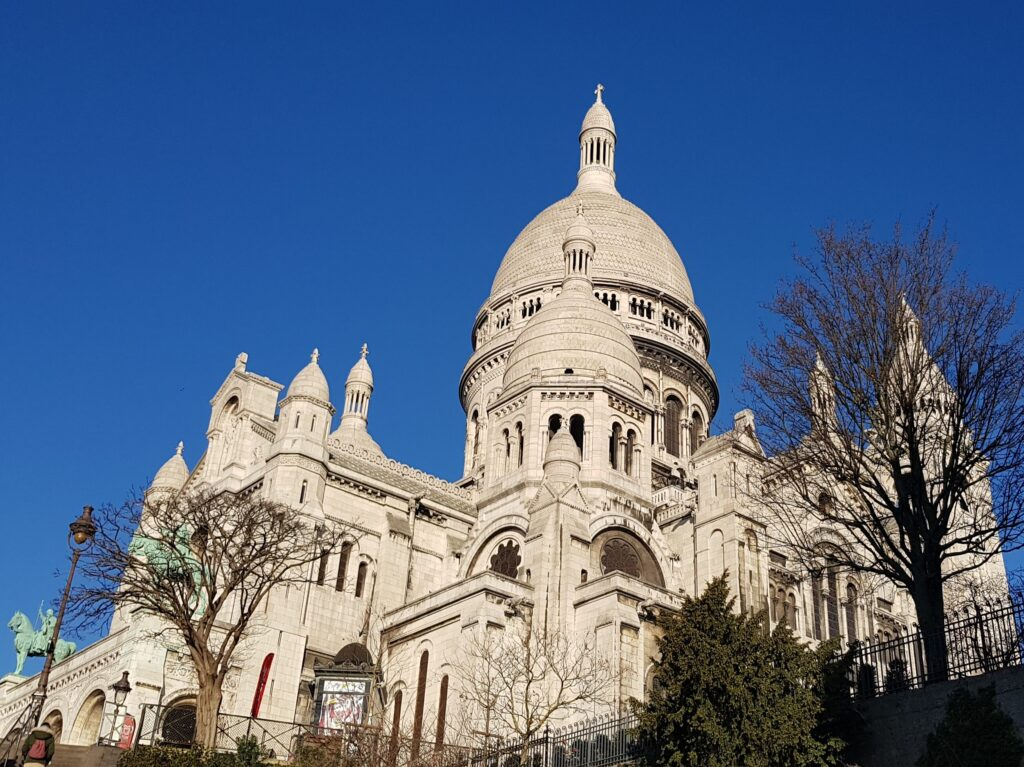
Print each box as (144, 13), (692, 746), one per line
(469, 411), (480, 469)
(625, 429), (636, 477)
(569, 414), (585, 456)
(690, 410), (705, 454)
(665, 397), (682, 457)
(515, 423), (524, 467)
(389, 690), (402, 757)
(355, 562), (368, 598)
(826, 563), (840, 639)
(489, 540), (522, 579)
(435, 675), (449, 748)
(335, 542), (352, 592)
(411, 651), (428, 759)
(548, 414), (562, 439)
(299, 480), (308, 505)
(786, 592), (798, 629)
(771, 585), (785, 622)
(609, 423), (622, 469)
(845, 583), (858, 642)
(600, 537), (642, 579)
(581, 569), (588, 584)
(811, 575), (824, 640)
(502, 428), (511, 473)
(310, 414), (317, 433)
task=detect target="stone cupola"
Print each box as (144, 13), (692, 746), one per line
(577, 83), (617, 194)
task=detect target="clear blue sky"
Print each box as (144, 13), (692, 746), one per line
(2, 2), (1022, 672)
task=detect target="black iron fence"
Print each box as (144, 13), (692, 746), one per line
(134, 704), (644, 766)
(850, 597), (1024, 699)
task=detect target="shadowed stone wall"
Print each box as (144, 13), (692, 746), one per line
(855, 666), (1024, 767)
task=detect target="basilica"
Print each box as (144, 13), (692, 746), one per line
(0, 88), (973, 751)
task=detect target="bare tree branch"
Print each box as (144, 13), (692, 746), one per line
(745, 215), (1024, 679)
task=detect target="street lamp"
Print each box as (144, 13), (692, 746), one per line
(26, 506), (97, 732)
(112, 672), (132, 707)
(101, 672), (132, 746)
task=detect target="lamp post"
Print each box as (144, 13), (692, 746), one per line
(101, 672), (132, 746)
(27, 506), (97, 729)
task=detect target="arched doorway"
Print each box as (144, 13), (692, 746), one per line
(70, 690), (105, 746)
(41, 710), (64, 744)
(160, 701), (197, 746)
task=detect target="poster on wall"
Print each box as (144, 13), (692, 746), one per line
(316, 678), (368, 730)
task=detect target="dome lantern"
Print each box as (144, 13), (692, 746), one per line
(562, 203), (596, 290)
(577, 84), (618, 195)
(341, 344), (374, 427)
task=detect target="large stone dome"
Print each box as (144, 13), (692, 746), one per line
(490, 188), (694, 306)
(503, 282), (643, 394)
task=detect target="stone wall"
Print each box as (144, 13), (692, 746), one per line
(855, 666), (1024, 767)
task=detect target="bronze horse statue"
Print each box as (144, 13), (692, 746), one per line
(8, 611), (75, 676)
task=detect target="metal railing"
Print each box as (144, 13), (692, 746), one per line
(133, 704), (644, 766)
(850, 597), (1024, 699)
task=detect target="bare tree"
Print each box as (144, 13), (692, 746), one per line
(73, 487), (353, 747)
(452, 617), (613, 766)
(746, 216), (1024, 681)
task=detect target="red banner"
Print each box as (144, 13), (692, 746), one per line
(118, 715), (136, 749)
(251, 653), (275, 718)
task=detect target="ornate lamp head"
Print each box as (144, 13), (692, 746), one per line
(69, 505), (97, 549)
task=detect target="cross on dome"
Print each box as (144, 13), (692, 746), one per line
(175, 441), (184, 456)
(360, 343), (369, 359)
(594, 83), (604, 104)
(311, 348), (320, 364)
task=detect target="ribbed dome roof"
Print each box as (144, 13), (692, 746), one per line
(346, 344), (373, 388)
(152, 442), (188, 491)
(287, 349), (330, 402)
(503, 284), (643, 393)
(490, 190), (694, 305)
(581, 100), (615, 134)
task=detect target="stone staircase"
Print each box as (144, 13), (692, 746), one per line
(51, 745), (121, 767)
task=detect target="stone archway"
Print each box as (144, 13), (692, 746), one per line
(160, 700), (197, 746)
(69, 690), (105, 746)
(41, 710), (64, 744)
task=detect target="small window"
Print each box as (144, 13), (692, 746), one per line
(581, 569), (588, 584)
(569, 414), (585, 455)
(294, 413), (301, 429)
(310, 414), (317, 433)
(299, 480), (308, 505)
(335, 542), (352, 592)
(355, 562), (368, 597)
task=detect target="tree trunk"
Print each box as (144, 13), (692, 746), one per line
(194, 674), (224, 749)
(911, 573), (949, 683)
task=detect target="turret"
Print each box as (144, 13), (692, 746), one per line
(277, 348), (334, 445)
(146, 441), (188, 500)
(562, 202), (596, 290)
(331, 344), (384, 455)
(577, 84), (618, 194)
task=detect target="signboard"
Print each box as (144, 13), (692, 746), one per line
(118, 715), (136, 749)
(315, 678), (368, 730)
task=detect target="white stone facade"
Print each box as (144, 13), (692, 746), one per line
(0, 87), (1007, 750)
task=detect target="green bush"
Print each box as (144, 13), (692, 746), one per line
(917, 685), (1024, 767)
(119, 737), (268, 767)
